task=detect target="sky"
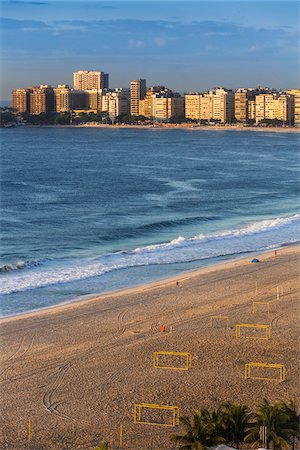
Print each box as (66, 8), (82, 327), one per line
(0, 0), (299, 99)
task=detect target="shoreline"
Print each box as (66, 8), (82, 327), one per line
(10, 124), (300, 133)
(1, 243), (298, 324)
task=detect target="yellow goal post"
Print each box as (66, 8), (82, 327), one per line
(236, 323), (271, 339)
(210, 315), (229, 329)
(245, 362), (286, 382)
(252, 301), (272, 314)
(153, 351), (192, 371)
(134, 403), (180, 427)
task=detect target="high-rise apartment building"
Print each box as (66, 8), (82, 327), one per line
(139, 86), (182, 119)
(286, 90), (300, 126)
(248, 100), (256, 121)
(211, 88), (234, 123)
(85, 89), (105, 111)
(130, 79), (146, 115)
(234, 89), (248, 122)
(277, 94), (292, 124)
(255, 92), (292, 123)
(255, 94), (267, 123)
(73, 70), (109, 90)
(11, 88), (30, 113)
(54, 85), (71, 112)
(234, 88), (267, 123)
(30, 85), (54, 115)
(102, 88), (130, 119)
(139, 86), (166, 117)
(200, 93), (213, 120)
(152, 96), (184, 121)
(184, 88), (233, 122)
(185, 93), (201, 120)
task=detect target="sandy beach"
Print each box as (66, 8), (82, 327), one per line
(0, 245), (299, 449)
(32, 124), (300, 133)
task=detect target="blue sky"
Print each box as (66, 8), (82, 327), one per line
(0, 1), (299, 99)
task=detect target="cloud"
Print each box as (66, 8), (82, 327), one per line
(1, 17), (297, 62)
(2, 1), (48, 4)
(205, 31), (234, 36)
(128, 39), (145, 49)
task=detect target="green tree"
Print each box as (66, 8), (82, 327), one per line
(55, 112), (70, 125)
(170, 408), (224, 449)
(245, 399), (299, 450)
(0, 111), (17, 125)
(219, 402), (252, 448)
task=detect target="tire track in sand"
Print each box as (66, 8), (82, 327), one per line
(0, 333), (35, 379)
(42, 362), (74, 421)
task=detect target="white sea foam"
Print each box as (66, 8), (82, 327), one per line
(1, 214), (299, 295)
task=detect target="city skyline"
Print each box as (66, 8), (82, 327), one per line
(1, 0), (299, 100)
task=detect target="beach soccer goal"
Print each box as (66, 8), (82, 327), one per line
(134, 403), (180, 427)
(153, 351), (192, 371)
(252, 301), (272, 314)
(210, 315), (229, 329)
(236, 323), (271, 340)
(245, 362), (286, 382)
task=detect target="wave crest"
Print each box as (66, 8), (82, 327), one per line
(1, 214), (299, 295)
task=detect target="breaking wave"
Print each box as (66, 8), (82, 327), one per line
(1, 214), (299, 295)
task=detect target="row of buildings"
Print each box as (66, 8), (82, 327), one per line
(11, 70), (300, 125)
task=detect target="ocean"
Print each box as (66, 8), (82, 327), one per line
(1, 127), (299, 317)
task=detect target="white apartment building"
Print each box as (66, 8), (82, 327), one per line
(212, 88), (234, 123)
(102, 88), (130, 119)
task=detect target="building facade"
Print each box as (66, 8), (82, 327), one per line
(85, 89), (105, 111)
(102, 88), (130, 119)
(54, 85), (70, 112)
(255, 93), (292, 123)
(73, 70), (109, 90)
(130, 79), (146, 116)
(54, 85), (87, 112)
(139, 86), (183, 120)
(11, 88), (30, 113)
(211, 88), (234, 123)
(234, 88), (248, 122)
(30, 85), (55, 115)
(286, 90), (300, 126)
(152, 96), (184, 121)
(185, 93), (201, 120)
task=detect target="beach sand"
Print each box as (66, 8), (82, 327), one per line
(0, 245), (299, 449)
(36, 124), (300, 133)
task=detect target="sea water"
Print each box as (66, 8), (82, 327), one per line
(1, 127), (299, 316)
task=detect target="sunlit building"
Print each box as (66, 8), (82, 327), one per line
(286, 89), (300, 126)
(30, 85), (54, 115)
(102, 88), (130, 119)
(130, 79), (146, 115)
(185, 93), (201, 120)
(139, 86), (184, 120)
(73, 70), (109, 91)
(211, 88), (234, 123)
(255, 92), (292, 124)
(54, 85), (71, 112)
(85, 89), (106, 111)
(11, 88), (30, 113)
